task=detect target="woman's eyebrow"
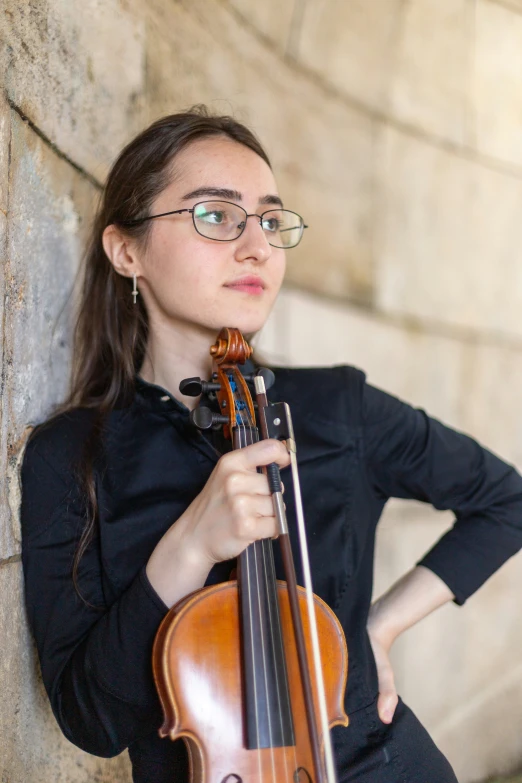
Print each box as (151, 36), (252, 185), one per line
(181, 187), (283, 207)
(259, 194), (284, 207)
(181, 187), (242, 201)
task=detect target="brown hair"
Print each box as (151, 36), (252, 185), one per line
(62, 105), (271, 599)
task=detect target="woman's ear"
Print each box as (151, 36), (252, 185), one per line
(102, 224), (143, 279)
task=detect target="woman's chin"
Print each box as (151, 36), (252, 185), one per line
(207, 308), (270, 337)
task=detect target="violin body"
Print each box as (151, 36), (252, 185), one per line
(153, 580), (348, 783)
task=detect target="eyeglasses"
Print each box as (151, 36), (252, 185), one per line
(122, 200), (308, 249)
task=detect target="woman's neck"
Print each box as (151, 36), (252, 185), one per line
(139, 318), (216, 411)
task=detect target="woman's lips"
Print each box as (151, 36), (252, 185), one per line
(224, 277), (265, 295)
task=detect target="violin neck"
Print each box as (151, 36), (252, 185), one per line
(233, 425), (295, 750)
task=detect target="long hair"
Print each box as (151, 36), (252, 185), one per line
(61, 106), (272, 598)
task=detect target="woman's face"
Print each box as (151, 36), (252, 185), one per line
(134, 136), (287, 338)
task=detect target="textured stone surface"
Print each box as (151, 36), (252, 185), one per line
(0, 95), (11, 560)
(474, 0), (522, 168)
(492, 0), (522, 10)
(296, 0), (405, 113)
(456, 340), (522, 469)
(260, 288), (522, 483)
(226, 0), (298, 54)
(390, 0), (472, 146)
(0, 561), (132, 782)
(141, 0), (376, 304)
(258, 286), (466, 426)
(375, 125), (522, 340)
(1, 0), (146, 179)
(0, 109), (97, 562)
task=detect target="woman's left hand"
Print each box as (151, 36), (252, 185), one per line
(367, 566), (454, 725)
(366, 612), (398, 724)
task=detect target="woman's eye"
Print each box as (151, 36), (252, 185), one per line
(262, 217), (281, 233)
(201, 210), (227, 224)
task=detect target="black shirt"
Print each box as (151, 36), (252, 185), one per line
(20, 365), (522, 781)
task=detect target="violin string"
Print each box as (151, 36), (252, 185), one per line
(253, 512), (277, 783)
(249, 373), (302, 781)
(240, 424), (265, 783)
(237, 400), (268, 782)
(240, 379), (291, 783)
(238, 383), (277, 783)
(238, 419), (264, 783)
(246, 411), (276, 783)
(247, 380), (295, 783)
(262, 537), (295, 783)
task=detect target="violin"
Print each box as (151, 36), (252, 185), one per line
(153, 328), (348, 783)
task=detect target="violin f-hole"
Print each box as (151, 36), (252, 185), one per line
(294, 766), (313, 783)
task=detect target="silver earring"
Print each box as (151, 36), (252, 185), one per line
(132, 274), (139, 304)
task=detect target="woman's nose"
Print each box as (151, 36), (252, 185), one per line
(234, 215), (272, 263)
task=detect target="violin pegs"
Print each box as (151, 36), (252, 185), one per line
(180, 377), (221, 397)
(180, 377), (203, 397)
(190, 407), (229, 431)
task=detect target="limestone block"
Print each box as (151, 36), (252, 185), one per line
(260, 286), (522, 464)
(0, 92), (9, 213)
(296, 0), (404, 113)
(0, 86), (10, 365)
(455, 340), (522, 470)
(258, 287), (466, 426)
(375, 503), (522, 782)
(474, 0), (522, 168)
(0, 561), (132, 782)
(433, 650), (522, 781)
(1, 0), (145, 178)
(142, 0), (376, 304)
(375, 125), (522, 340)
(389, 0), (471, 146)
(0, 111), (97, 560)
(253, 294), (290, 366)
(226, 0), (297, 54)
(493, 0), (522, 10)
(0, 96), (12, 560)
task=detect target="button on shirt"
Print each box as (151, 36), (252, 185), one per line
(20, 364), (522, 781)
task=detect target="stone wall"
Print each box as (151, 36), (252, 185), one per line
(1, 1), (522, 781)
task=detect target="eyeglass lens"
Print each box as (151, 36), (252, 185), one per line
(192, 201), (304, 248)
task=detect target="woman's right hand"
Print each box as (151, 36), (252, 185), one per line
(146, 439), (290, 608)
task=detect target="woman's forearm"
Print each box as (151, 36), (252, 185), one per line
(367, 565), (454, 723)
(368, 565), (454, 647)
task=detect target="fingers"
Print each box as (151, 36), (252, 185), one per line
(192, 440), (289, 562)
(377, 685), (398, 724)
(225, 439), (290, 472)
(378, 696), (398, 725)
(231, 495), (279, 537)
(368, 626), (398, 725)
(223, 470), (274, 498)
(374, 652), (398, 724)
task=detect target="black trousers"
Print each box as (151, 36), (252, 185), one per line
(334, 697), (458, 783)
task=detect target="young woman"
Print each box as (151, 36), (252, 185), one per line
(21, 107), (522, 783)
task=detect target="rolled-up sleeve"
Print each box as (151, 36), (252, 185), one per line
(363, 382), (522, 605)
(21, 432), (169, 757)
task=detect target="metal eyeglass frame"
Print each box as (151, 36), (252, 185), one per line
(121, 199), (308, 249)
